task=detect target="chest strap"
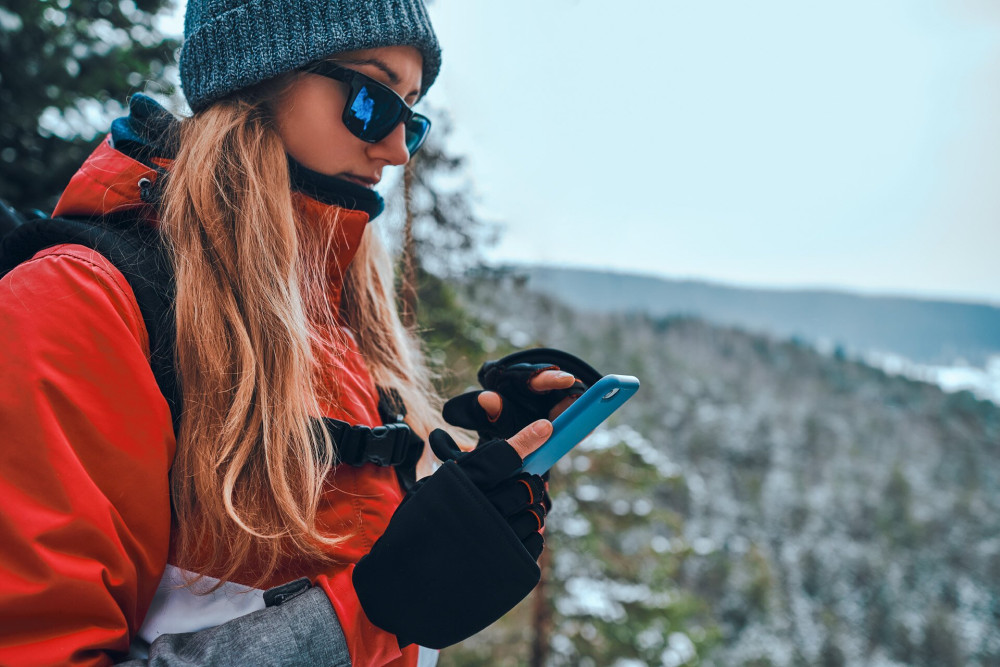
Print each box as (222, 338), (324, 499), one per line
(318, 417), (424, 469)
(1, 209), (424, 472)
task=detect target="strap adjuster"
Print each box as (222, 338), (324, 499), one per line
(320, 417), (416, 468)
(263, 577), (312, 607)
(361, 422), (411, 466)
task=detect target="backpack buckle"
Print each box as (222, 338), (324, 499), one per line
(322, 417), (416, 468)
(360, 422), (412, 467)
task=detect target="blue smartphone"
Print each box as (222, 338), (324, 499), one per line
(521, 374), (640, 476)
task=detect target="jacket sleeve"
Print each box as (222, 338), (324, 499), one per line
(0, 246), (357, 667)
(117, 587), (350, 667)
(0, 245), (175, 666)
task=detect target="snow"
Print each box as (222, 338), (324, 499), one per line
(582, 424), (682, 478)
(661, 632), (697, 667)
(864, 351), (1000, 404)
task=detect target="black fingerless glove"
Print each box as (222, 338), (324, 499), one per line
(428, 428), (551, 535)
(352, 432), (549, 649)
(442, 347), (602, 442)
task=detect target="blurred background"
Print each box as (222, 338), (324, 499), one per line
(2, 1), (998, 665)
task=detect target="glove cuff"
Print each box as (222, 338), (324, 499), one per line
(353, 459), (540, 648)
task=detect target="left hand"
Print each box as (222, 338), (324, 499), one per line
(476, 368), (579, 422)
(442, 348), (602, 443)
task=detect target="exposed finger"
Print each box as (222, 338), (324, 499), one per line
(528, 369), (577, 393)
(506, 419), (553, 460)
(477, 390), (503, 421)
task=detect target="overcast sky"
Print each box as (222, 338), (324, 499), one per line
(163, 1), (1000, 305)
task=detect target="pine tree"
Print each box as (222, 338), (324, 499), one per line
(0, 0), (179, 210)
(399, 108), (500, 395)
(400, 108), (497, 278)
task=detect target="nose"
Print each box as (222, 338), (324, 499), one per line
(367, 121), (411, 166)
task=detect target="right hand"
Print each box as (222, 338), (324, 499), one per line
(428, 419), (553, 559)
(352, 420), (554, 650)
(507, 416), (555, 459)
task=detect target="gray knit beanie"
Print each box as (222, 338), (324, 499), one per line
(179, 0), (441, 112)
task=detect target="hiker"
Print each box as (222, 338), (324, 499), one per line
(0, 1), (594, 664)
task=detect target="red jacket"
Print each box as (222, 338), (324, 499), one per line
(0, 136), (419, 666)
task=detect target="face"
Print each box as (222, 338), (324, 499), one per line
(275, 45), (424, 189)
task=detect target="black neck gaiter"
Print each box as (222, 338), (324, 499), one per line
(287, 157), (386, 220)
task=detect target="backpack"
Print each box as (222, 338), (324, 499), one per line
(0, 199), (422, 477)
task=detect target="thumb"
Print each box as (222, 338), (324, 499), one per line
(506, 419), (553, 461)
(428, 429), (463, 463)
(477, 390), (503, 420)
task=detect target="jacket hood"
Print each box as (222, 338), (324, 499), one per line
(52, 94), (171, 220)
(52, 95), (379, 298)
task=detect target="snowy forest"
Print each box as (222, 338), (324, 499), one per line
(434, 273), (1000, 666)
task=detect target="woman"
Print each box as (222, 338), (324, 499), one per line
(0, 1), (588, 665)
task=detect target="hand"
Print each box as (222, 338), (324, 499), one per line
(353, 419), (554, 649)
(443, 347), (602, 443)
(429, 421), (553, 553)
(476, 368), (578, 423)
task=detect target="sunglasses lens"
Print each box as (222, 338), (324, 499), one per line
(344, 82), (405, 142)
(404, 115), (431, 155)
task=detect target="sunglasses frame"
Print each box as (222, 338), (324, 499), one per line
(301, 60), (431, 156)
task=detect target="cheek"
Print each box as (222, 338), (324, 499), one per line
(276, 81), (359, 174)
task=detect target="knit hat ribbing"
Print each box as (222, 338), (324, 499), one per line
(180, 0), (441, 112)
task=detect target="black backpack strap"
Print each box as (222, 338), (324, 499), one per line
(376, 385), (408, 424)
(317, 417), (423, 468)
(1, 213), (180, 425)
(374, 385), (427, 489)
(1, 212), (424, 472)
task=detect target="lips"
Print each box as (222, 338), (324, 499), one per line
(341, 174), (379, 188)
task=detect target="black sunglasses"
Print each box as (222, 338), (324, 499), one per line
(301, 61), (431, 156)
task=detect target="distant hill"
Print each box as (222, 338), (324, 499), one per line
(439, 272), (1000, 667)
(512, 265), (1000, 368)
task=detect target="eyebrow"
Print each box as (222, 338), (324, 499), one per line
(335, 57), (421, 101)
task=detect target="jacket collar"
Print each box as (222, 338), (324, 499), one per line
(52, 95), (378, 307)
(107, 93), (386, 219)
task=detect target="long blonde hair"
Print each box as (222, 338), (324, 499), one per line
(159, 77), (444, 586)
